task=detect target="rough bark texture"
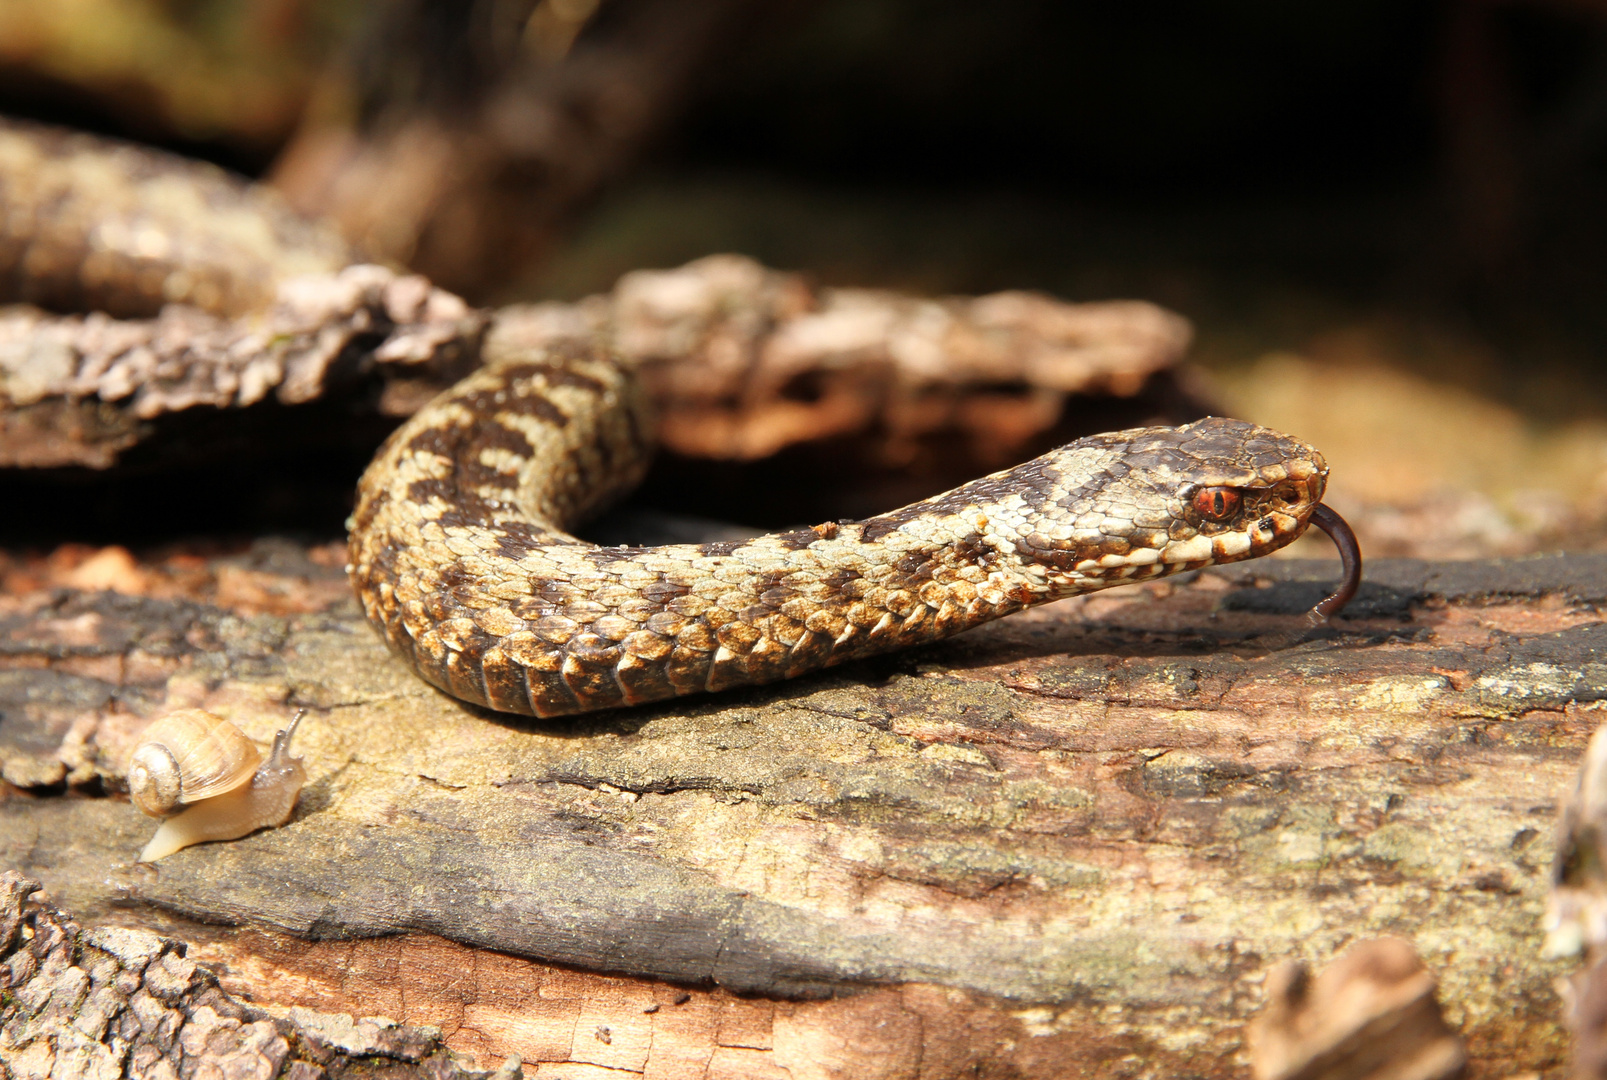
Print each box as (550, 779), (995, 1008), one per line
(0, 118), (353, 320)
(0, 872), (516, 1079)
(1, 544), (1602, 1075)
(0, 117), (1198, 483)
(0, 250), (1191, 475)
(492, 253), (1193, 467)
(0, 265), (485, 469)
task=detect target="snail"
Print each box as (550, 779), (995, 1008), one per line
(127, 708), (308, 862)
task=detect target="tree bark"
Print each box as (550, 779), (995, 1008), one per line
(1, 545), (1600, 1076)
(0, 873), (516, 1080)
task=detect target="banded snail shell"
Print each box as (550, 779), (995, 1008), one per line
(128, 709), (263, 817)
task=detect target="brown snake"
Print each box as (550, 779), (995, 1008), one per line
(348, 341), (1361, 717)
(0, 119), (1360, 718)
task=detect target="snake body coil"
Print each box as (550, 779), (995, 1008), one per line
(348, 342), (1341, 717)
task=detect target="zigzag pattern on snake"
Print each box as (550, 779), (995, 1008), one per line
(347, 340), (1354, 718)
(0, 118), (1358, 718)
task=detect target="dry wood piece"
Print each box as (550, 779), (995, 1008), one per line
(0, 265), (485, 468)
(1549, 725), (1607, 960)
(0, 547), (1600, 1074)
(0, 872), (516, 1079)
(0, 120), (481, 471)
(0, 119), (352, 319)
(1247, 938), (1466, 1080)
(1570, 957), (1607, 1080)
(493, 253), (1194, 464)
(0, 119), (1196, 475)
(0, 250), (1192, 474)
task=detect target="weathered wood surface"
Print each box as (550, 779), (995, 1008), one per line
(0, 255), (1192, 483)
(0, 872), (516, 1080)
(0, 545), (1601, 1075)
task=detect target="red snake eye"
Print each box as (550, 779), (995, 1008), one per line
(1192, 486), (1242, 522)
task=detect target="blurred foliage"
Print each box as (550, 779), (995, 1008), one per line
(0, 0), (360, 152)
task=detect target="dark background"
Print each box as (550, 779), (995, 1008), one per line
(2, 0), (1606, 541)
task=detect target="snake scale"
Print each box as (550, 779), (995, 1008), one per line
(347, 340), (1359, 717)
(0, 119), (1360, 718)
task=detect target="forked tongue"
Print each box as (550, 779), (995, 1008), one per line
(1306, 504), (1362, 625)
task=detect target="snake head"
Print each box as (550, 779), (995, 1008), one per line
(1157, 416), (1330, 565)
(993, 416), (1330, 596)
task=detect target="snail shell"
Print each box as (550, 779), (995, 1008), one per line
(130, 709), (310, 862)
(128, 709), (262, 816)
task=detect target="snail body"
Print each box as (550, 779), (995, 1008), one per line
(129, 709), (308, 862)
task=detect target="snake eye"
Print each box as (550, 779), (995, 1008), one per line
(1192, 486), (1242, 522)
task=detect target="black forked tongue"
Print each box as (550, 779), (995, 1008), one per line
(1306, 504), (1362, 624)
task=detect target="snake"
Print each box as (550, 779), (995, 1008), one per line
(0, 119), (1360, 718)
(347, 339), (1361, 718)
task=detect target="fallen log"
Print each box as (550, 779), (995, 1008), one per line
(1, 545), (1599, 1075)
